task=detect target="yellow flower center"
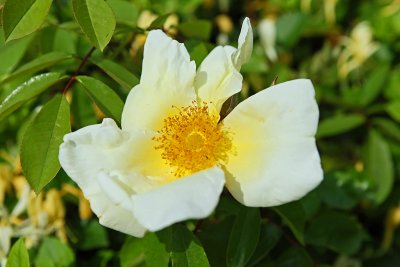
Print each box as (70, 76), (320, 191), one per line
(154, 103), (233, 177)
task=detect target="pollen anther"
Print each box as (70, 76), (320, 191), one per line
(153, 103), (233, 177)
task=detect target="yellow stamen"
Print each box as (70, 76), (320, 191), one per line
(154, 103), (233, 177)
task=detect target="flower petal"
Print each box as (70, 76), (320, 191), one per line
(122, 30), (196, 132)
(131, 167), (225, 232)
(223, 79), (323, 207)
(232, 17), (253, 69)
(194, 17), (252, 113)
(59, 119), (148, 236)
(194, 46), (242, 113)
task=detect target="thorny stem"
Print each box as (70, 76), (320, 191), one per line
(62, 46), (96, 94)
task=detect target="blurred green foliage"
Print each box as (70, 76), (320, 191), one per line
(1, 0), (400, 266)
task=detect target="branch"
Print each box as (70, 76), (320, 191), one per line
(62, 47), (96, 94)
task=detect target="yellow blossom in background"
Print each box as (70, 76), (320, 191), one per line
(338, 22), (379, 78)
(130, 11), (179, 57)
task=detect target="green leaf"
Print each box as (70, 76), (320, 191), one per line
(317, 114), (365, 138)
(34, 237), (75, 267)
(226, 207), (260, 267)
(319, 173), (357, 210)
(275, 248), (313, 267)
(72, 0), (116, 51)
(2, 0), (52, 42)
(147, 14), (170, 30)
(247, 224), (282, 267)
(364, 130), (394, 204)
(71, 83), (98, 128)
(186, 42), (209, 66)
(179, 20), (212, 41)
(276, 12), (308, 48)
(1, 52), (72, 84)
(169, 224), (210, 267)
(358, 64), (389, 106)
(385, 100), (400, 123)
(93, 59), (139, 91)
(107, 0), (139, 27)
(119, 237), (145, 267)
(76, 76), (124, 123)
(198, 217), (235, 267)
(143, 232), (170, 267)
(0, 32), (33, 76)
(273, 201), (307, 244)
(6, 239), (30, 267)
(21, 94), (71, 193)
(78, 220), (109, 250)
(0, 72), (65, 121)
(373, 118), (400, 142)
(305, 211), (365, 254)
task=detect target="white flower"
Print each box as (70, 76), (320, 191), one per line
(258, 17), (278, 62)
(59, 18), (323, 237)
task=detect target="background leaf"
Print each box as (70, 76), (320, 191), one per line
(34, 237), (75, 267)
(21, 94), (71, 193)
(305, 211), (365, 254)
(317, 114), (365, 138)
(6, 239), (30, 267)
(364, 129), (394, 204)
(76, 75), (124, 123)
(72, 0), (116, 51)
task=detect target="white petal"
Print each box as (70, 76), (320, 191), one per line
(223, 79), (323, 207)
(59, 119), (130, 195)
(194, 17), (252, 113)
(132, 167), (225, 232)
(122, 30), (196, 132)
(59, 119), (149, 236)
(89, 189), (147, 237)
(195, 46), (242, 113)
(232, 17), (253, 69)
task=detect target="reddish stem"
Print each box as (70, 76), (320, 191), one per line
(62, 46), (96, 94)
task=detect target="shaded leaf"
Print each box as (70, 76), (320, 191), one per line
(273, 201), (307, 244)
(364, 130), (394, 204)
(227, 207), (260, 267)
(76, 76), (124, 123)
(247, 223), (282, 267)
(72, 0), (116, 51)
(21, 94), (71, 193)
(385, 100), (400, 123)
(358, 64), (389, 106)
(305, 211), (365, 254)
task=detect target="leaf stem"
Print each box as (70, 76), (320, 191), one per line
(62, 47), (96, 94)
